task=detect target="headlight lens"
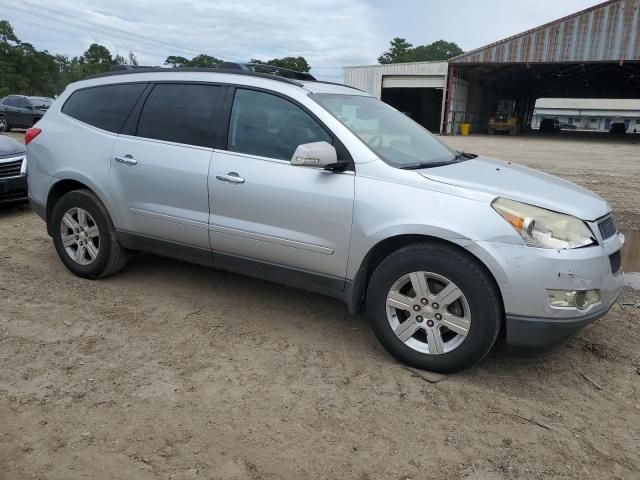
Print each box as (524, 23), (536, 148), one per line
(492, 198), (595, 249)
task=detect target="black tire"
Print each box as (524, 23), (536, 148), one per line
(50, 189), (128, 279)
(366, 243), (502, 373)
(0, 115), (9, 132)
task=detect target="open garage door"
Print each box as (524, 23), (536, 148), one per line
(382, 75), (445, 89)
(381, 87), (444, 133)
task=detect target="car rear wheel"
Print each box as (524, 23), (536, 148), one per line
(50, 189), (128, 279)
(0, 115), (8, 132)
(366, 243), (502, 373)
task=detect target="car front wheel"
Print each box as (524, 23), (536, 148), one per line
(366, 243), (502, 373)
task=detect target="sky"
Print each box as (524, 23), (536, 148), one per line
(0, 0), (603, 81)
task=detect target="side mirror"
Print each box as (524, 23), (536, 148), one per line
(291, 141), (340, 169)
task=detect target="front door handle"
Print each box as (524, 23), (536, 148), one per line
(215, 172), (245, 184)
(114, 154), (138, 166)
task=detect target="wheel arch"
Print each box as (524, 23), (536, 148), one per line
(45, 176), (120, 236)
(346, 234), (505, 321)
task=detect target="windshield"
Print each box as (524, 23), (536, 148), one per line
(29, 97), (52, 109)
(312, 93), (459, 169)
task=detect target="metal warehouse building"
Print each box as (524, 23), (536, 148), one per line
(344, 61), (448, 132)
(344, 0), (640, 134)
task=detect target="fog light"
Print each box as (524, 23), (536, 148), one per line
(547, 289), (600, 310)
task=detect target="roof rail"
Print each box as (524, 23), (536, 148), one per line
(85, 65), (307, 86)
(110, 64), (157, 72)
(219, 62), (316, 81)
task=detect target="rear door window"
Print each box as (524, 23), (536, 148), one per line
(135, 83), (221, 148)
(62, 83), (147, 133)
(227, 89), (331, 160)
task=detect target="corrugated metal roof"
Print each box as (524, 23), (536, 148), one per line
(344, 61), (448, 71)
(451, 0), (640, 64)
(536, 97), (640, 109)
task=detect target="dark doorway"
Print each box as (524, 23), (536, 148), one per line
(381, 88), (443, 133)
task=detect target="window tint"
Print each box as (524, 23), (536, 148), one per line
(136, 84), (220, 147)
(62, 83), (147, 133)
(228, 89), (331, 160)
(4, 97), (17, 107)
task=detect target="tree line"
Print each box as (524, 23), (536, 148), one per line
(378, 38), (463, 63)
(1, 17), (461, 98)
(0, 19), (313, 98)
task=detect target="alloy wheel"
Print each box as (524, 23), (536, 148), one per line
(60, 207), (100, 265)
(386, 271), (471, 355)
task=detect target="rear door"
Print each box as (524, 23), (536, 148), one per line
(110, 82), (222, 253)
(209, 87), (355, 288)
(13, 97), (33, 127)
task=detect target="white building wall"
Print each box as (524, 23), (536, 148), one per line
(344, 61), (448, 99)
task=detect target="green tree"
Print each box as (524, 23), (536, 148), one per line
(378, 38), (463, 64)
(378, 37), (414, 64)
(267, 56), (310, 72)
(251, 56), (311, 72)
(82, 43), (114, 66)
(164, 55), (189, 67)
(411, 40), (463, 61)
(164, 54), (222, 68)
(186, 54), (222, 68)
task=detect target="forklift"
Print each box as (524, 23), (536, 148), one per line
(488, 100), (519, 136)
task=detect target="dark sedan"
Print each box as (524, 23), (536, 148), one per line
(0, 134), (27, 204)
(0, 95), (51, 132)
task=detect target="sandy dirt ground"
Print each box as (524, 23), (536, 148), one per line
(1, 131), (639, 480)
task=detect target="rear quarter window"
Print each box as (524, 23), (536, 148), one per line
(62, 83), (147, 133)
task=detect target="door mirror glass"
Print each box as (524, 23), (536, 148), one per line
(290, 141), (338, 169)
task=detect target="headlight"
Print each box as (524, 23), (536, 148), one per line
(492, 198), (595, 249)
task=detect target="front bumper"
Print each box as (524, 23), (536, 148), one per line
(0, 174), (28, 204)
(468, 232), (625, 350)
(505, 297), (619, 351)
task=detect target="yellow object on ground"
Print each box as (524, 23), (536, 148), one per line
(460, 123), (471, 136)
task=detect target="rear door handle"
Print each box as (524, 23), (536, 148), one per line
(114, 154), (138, 166)
(215, 172), (245, 184)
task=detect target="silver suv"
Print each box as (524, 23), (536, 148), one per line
(26, 67), (624, 372)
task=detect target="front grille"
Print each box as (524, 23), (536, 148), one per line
(0, 159), (22, 178)
(609, 250), (621, 274)
(597, 215), (617, 240)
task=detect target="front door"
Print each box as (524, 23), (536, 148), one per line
(3, 97), (20, 126)
(209, 88), (354, 289)
(110, 83), (223, 251)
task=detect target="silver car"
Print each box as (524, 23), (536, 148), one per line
(26, 68), (625, 373)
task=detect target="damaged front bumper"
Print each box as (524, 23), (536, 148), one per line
(468, 232), (625, 350)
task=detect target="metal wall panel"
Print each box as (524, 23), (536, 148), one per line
(344, 62), (448, 98)
(381, 75), (445, 88)
(451, 0), (640, 64)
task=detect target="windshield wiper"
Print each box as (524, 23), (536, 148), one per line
(454, 151), (477, 159)
(400, 160), (459, 170)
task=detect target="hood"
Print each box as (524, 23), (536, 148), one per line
(0, 134), (26, 157)
(419, 156), (609, 221)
